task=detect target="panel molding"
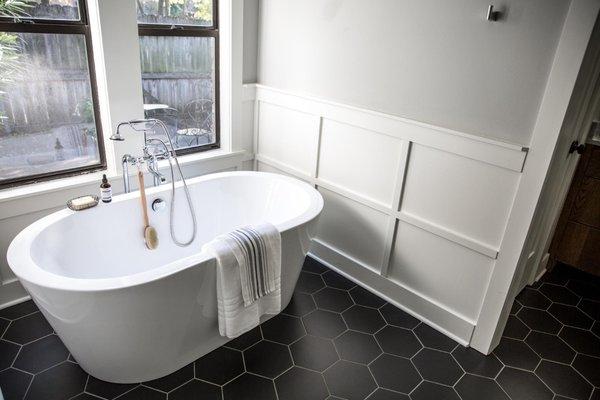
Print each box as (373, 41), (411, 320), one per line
(309, 240), (474, 345)
(257, 154), (500, 259)
(251, 83), (526, 344)
(255, 85), (528, 172)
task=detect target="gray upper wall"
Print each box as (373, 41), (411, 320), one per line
(254, 0), (571, 146)
(243, 0), (259, 83)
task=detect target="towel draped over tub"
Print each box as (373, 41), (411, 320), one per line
(203, 223), (282, 338)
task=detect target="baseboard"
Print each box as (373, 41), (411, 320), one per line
(309, 239), (473, 346)
(0, 279), (30, 310)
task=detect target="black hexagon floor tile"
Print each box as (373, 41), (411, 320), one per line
(493, 337), (540, 371)
(13, 334), (68, 374)
(0, 301), (38, 320)
(0, 339), (20, 371)
(224, 326), (262, 351)
(144, 362), (193, 392)
(303, 257), (329, 274)
(538, 283), (579, 306)
(3, 313), (53, 345)
(374, 325), (422, 358)
(296, 272), (326, 294)
(261, 313), (306, 344)
(169, 379), (221, 400)
(412, 348), (463, 386)
(25, 361), (87, 400)
(0, 368), (32, 400)
(322, 270), (356, 290)
(455, 374), (510, 400)
(314, 287), (353, 313)
(572, 353), (600, 387)
(223, 373), (277, 400)
(1, 258), (598, 400)
(592, 320), (600, 337)
(366, 388), (409, 400)
(334, 330), (381, 364)
(451, 346), (502, 378)
(117, 385), (165, 399)
(379, 303), (420, 329)
(536, 360), (593, 400)
(342, 305), (385, 334)
(290, 335), (338, 372)
(282, 292), (317, 317)
(349, 286), (386, 309)
(510, 301), (522, 315)
(195, 346), (244, 385)
(548, 303), (593, 329)
(515, 288), (551, 310)
(369, 354), (421, 394)
(413, 323), (458, 352)
(324, 360), (376, 400)
(411, 381), (460, 400)
(559, 326), (600, 357)
(85, 375), (138, 399)
(0, 318), (9, 338)
(524, 331), (575, 364)
(245, 340), (292, 378)
(578, 298), (600, 320)
(566, 280), (600, 302)
(496, 367), (553, 400)
(276, 367), (328, 400)
(516, 307), (561, 334)
(502, 315), (530, 340)
(303, 309), (346, 339)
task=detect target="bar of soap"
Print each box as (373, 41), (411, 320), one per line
(67, 195), (99, 211)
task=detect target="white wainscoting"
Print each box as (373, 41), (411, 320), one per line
(252, 84), (527, 344)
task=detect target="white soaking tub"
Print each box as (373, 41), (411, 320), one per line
(7, 171), (323, 383)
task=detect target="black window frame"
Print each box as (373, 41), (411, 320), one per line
(0, 0), (106, 189)
(137, 0), (220, 156)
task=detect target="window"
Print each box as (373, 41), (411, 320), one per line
(137, 0), (219, 155)
(0, 0), (104, 188)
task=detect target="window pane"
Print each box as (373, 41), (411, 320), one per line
(0, 32), (101, 183)
(0, 1), (80, 21)
(137, 0), (213, 27)
(139, 35), (216, 152)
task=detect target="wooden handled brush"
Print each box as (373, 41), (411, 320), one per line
(138, 171), (159, 250)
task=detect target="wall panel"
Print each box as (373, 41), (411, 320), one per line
(257, 102), (320, 176)
(318, 120), (404, 207)
(389, 222), (495, 321)
(316, 188), (389, 273)
(401, 144), (520, 248)
(252, 85), (527, 344)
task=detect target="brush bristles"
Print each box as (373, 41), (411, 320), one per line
(145, 227), (159, 250)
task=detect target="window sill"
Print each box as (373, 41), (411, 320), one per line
(0, 149), (247, 206)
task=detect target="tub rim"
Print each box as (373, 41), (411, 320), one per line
(7, 171), (323, 293)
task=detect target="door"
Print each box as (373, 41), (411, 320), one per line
(549, 135), (600, 276)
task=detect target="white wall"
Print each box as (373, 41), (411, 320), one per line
(258, 0), (570, 146)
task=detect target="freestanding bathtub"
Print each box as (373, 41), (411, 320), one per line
(7, 171), (323, 383)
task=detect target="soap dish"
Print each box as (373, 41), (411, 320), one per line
(67, 195), (99, 211)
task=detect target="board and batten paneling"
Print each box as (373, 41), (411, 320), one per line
(252, 84), (527, 344)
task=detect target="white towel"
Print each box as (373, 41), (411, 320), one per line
(203, 223), (282, 338)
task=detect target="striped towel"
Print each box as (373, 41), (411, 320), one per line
(203, 223), (281, 338)
(229, 226), (279, 307)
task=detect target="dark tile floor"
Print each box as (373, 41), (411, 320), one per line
(0, 258), (599, 400)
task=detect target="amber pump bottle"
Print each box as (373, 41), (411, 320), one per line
(100, 174), (112, 203)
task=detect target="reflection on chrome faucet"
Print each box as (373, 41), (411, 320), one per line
(110, 118), (197, 247)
